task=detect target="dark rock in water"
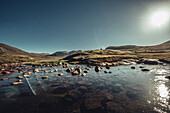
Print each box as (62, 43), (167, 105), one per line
(131, 66), (135, 69)
(104, 71), (107, 73)
(42, 76), (48, 79)
(81, 73), (86, 76)
(2, 71), (10, 74)
(66, 67), (74, 73)
(58, 73), (63, 76)
(141, 69), (150, 71)
(95, 66), (102, 72)
(165, 76), (170, 80)
(84, 70), (89, 73)
(109, 71), (112, 74)
(106, 65), (110, 69)
(140, 59), (160, 65)
(159, 59), (170, 64)
(139, 66), (144, 68)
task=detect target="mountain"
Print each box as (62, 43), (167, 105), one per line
(50, 50), (81, 57)
(106, 40), (170, 51)
(0, 43), (31, 55)
(0, 43), (49, 56)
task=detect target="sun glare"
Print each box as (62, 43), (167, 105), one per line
(150, 11), (169, 27)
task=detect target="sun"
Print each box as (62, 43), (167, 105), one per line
(150, 10), (169, 27)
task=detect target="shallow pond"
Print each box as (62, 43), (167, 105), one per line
(0, 64), (169, 113)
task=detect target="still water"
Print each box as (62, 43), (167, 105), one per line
(0, 64), (169, 113)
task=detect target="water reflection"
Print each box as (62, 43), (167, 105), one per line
(157, 84), (168, 98)
(154, 75), (170, 113)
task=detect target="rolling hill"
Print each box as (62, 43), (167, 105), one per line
(106, 40), (170, 51)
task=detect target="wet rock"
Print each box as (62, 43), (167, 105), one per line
(131, 66), (135, 69)
(141, 69), (150, 71)
(58, 62), (62, 66)
(2, 71), (10, 74)
(81, 73), (86, 76)
(95, 66), (102, 72)
(1, 78), (8, 80)
(72, 70), (79, 75)
(139, 66), (144, 68)
(16, 76), (23, 79)
(104, 71), (108, 73)
(24, 71), (31, 75)
(11, 81), (24, 85)
(42, 76), (48, 79)
(66, 67), (74, 73)
(58, 73), (63, 76)
(33, 68), (39, 73)
(84, 70), (89, 73)
(106, 64), (110, 69)
(53, 69), (58, 72)
(44, 70), (47, 73)
(165, 76), (170, 80)
(109, 71), (112, 74)
(75, 67), (82, 75)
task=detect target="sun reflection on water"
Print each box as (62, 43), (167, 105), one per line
(157, 84), (168, 98)
(153, 75), (170, 113)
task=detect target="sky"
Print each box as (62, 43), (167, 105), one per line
(0, 0), (170, 53)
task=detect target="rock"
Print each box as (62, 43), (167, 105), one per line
(141, 69), (150, 71)
(53, 69), (58, 72)
(58, 62), (62, 65)
(131, 66), (135, 69)
(44, 70), (47, 73)
(165, 76), (170, 80)
(72, 70), (79, 75)
(1, 78), (8, 80)
(33, 68), (39, 73)
(109, 71), (112, 74)
(66, 67), (74, 73)
(24, 71), (31, 75)
(16, 76), (23, 79)
(75, 67), (82, 75)
(2, 71), (10, 74)
(23, 75), (29, 77)
(84, 70), (89, 73)
(18, 79), (22, 82)
(42, 76), (48, 79)
(106, 64), (110, 69)
(95, 66), (102, 72)
(81, 73), (86, 76)
(139, 66), (144, 68)
(104, 71), (108, 73)
(58, 73), (63, 76)
(11, 81), (24, 85)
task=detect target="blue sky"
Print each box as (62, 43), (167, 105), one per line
(0, 0), (170, 53)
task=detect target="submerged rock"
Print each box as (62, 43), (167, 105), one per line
(141, 69), (150, 71)
(42, 76), (48, 79)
